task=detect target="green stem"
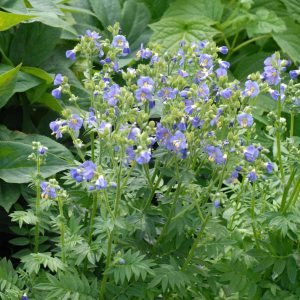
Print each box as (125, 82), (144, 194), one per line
(283, 174), (300, 212)
(58, 197), (65, 263)
(181, 215), (210, 271)
(156, 183), (182, 245)
(91, 133), (95, 161)
(231, 34), (271, 53)
(290, 112), (295, 137)
(143, 164), (153, 190)
(34, 157), (41, 253)
(99, 232), (113, 300)
(143, 173), (163, 210)
(276, 98), (284, 182)
(69, 131), (85, 161)
(280, 168), (296, 212)
(88, 194), (98, 244)
(103, 190), (114, 220)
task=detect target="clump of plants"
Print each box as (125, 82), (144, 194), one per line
(3, 23), (300, 299)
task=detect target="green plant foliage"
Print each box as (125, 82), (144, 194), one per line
(0, 180), (20, 212)
(0, 11), (34, 31)
(0, 126), (73, 183)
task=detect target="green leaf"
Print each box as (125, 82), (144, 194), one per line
(272, 259), (286, 280)
(0, 180), (20, 212)
(246, 9), (286, 37)
(0, 11), (35, 31)
(287, 257), (297, 284)
(0, 63), (21, 109)
(150, 17), (219, 51)
(272, 19), (300, 63)
(281, 0), (300, 21)
(0, 125), (73, 184)
(9, 23), (62, 67)
(21, 66), (53, 84)
(89, 0), (121, 27)
(120, 0), (151, 44)
(163, 0), (224, 21)
(9, 237), (30, 246)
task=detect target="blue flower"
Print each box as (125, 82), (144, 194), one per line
(136, 150), (151, 164)
(86, 29), (100, 39)
(95, 175), (108, 190)
(137, 76), (154, 90)
(214, 200), (220, 208)
(199, 54), (213, 69)
(247, 170), (257, 182)
(68, 114), (83, 131)
(242, 80), (259, 98)
(70, 161), (96, 183)
(135, 87), (152, 102)
(237, 113), (253, 127)
(178, 69), (189, 78)
(220, 88), (232, 99)
(157, 87), (177, 100)
(197, 83), (210, 99)
(103, 84), (120, 106)
(137, 43), (152, 59)
(49, 120), (66, 139)
(86, 108), (97, 128)
(262, 66), (280, 85)
(40, 182), (58, 199)
(265, 162), (273, 174)
(127, 126), (141, 141)
(38, 146), (48, 155)
(156, 123), (171, 146)
(219, 60), (230, 69)
(216, 67), (227, 78)
(66, 50), (76, 61)
(51, 87), (61, 99)
(125, 146), (136, 165)
(269, 84), (286, 102)
(244, 145), (259, 163)
(218, 46), (228, 54)
(204, 145), (226, 164)
(226, 170), (239, 184)
(111, 35), (130, 56)
(290, 68), (300, 80)
(22, 293), (28, 300)
(54, 74), (63, 86)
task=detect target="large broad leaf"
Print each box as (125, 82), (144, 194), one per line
(246, 9), (286, 37)
(0, 126), (73, 184)
(149, 17), (219, 51)
(281, 0), (300, 21)
(89, 0), (121, 28)
(120, 0), (151, 44)
(21, 67), (53, 84)
(0, 64), (21, 109)
(272, 19), (300, 63)
(0, 11), (35, 31)
(9, 22), (62, 67)
(0, 181), (20, 212)
(162, 0), (224, 22)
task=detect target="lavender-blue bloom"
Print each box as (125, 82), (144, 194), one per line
(262, 66), (280, 85)
(95, 176), (107, 190)
(247, 170), (258, 182)
(135, 87), (152, 102)
(156, 123), (171, 146)
(199, 54), (213, 69)
(137, 43), (152, 59)
(226, 170), (239, 184)
(40, 181), (58, 199)
(237, 113), (253, 127)
(157, 87), (177, 100)
(125, 146), (136, 164)
(178, 69), (189, 78)
(51, 87), (61, 99)
(87, 108), (97, 128)
(243, 80), (259, 98)
(219, 60), (230, 69)
(216, 67), (227, 78)
(38, 146), (47, 155)
(244, 145), (259, 163)
(103, 84), (120, 106)
(49, 120), (66, 139)
(218, 46), (228, 54)
(214, 200), (220, 208)
(66, 50), (76, 61)
(86, 29), (100, 39)
(111, 35), (130, 56)
(290, 68), (300, 80)
(220, 88), (232, 98)
(197, 83), (210, 99)
(54, 74), (63, 86)
(127, 126), (141, 141)
(204, 145), (226, 164)
(22, 294), (28, 300)
(70, 160), (96, 183)
(68, 114), (83, 131)
(167, 131), (187, 153)
(191, 117), (204, 128)
(136, 150), (151, 164)
(265, 162), (273, 174)
(137, 76), (154, 90)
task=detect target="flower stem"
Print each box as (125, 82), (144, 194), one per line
(276, 98), (284, 182)
(231, 34), (271, 53)
(34, 157), (41, 253)
(57, 197), (65, 263)
(181, 215), (210, 271)
(88, 194), (98, 244)
(290, 112), (295, 137)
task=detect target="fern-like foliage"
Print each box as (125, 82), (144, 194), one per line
(106, 250), (155, 284)
(149, 264), (191, 293)
(9, 211), (38, 227)
(21, 252), (64, 274)
(34, 271), (98, 299)
(0, 258), (24, 300)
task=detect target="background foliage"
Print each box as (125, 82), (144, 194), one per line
(1, 0), (300, 299)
